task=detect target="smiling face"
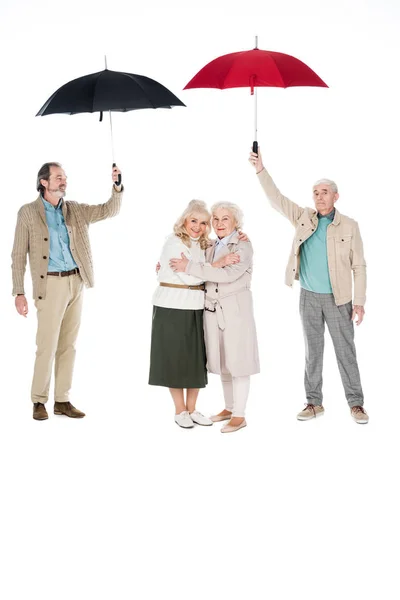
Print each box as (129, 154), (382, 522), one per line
(212, 207), (236, 238)
(312, 183), (339, 216)
(41, 166), (68, 199)
(184, 212), (209, 239)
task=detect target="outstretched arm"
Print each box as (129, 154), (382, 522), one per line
(249, 147), (303, 226)
(80, 165), (123, 224)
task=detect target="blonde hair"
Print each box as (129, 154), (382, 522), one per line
(210, 201), (244, 229)
(173, 200), (211, 250)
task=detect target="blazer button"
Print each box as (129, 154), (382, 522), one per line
(44, 238), (48, 241)
(312, 229), (315, 232)
(38, 296), (42, 300)
(43, 256), (47, 259)
(40, 275), (44, 279)
(293, 268), (296, 271)
(215, 289), (218, 293)
(301, 223), (304, 226)
(299, 239), (302, 242)
(342, 239), (344, 242)
(205, 289), (207, 293)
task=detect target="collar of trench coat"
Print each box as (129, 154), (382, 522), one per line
(207, 230), (241, 261)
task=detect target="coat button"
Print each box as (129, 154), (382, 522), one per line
(43, 256), (47, 259)
(342, 239), (344, 241)
(215, 289), (218, 293)
(44, 238), (48, 241)
(312, 229), (315, 231)
(293, 268), (295, 271)
(205, 289), (207, 293)
(299, 239), (302, 242)
(38, 296), (42, 300)
(301, 223), (304, 226)
(40, 275), (44, 279)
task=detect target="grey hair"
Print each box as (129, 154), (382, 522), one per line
(36, 162), (62, 193)
(210, 201), (244, 229)
(313, 179), (338, 194)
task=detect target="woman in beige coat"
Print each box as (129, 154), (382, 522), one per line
(170, 202), (259, 433)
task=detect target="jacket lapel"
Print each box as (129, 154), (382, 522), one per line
(34, 196), (48, 227)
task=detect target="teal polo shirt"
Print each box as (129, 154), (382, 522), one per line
(299, 209), (335, 294)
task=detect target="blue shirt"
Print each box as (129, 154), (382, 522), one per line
(213, 229), (237, 260)
(42, 197), (78, 272)
(299, 209), (335, 294)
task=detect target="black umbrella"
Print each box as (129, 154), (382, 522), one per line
(36, 60), (185, 184)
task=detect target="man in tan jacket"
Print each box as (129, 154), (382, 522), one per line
(249, 149), (368, 424)
(11, 162), (123, 420)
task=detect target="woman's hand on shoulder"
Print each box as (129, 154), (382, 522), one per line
(237, 229), (250, 242)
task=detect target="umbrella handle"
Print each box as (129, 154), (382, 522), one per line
(112, 162), (122, 187)
(252, 141), (258, 155)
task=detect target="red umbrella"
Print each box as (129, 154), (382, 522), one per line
(184, 37), (328, 152)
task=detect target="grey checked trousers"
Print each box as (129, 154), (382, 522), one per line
(299, 289), (364, 407)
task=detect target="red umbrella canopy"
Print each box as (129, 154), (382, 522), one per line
(184, 48), (328, 93)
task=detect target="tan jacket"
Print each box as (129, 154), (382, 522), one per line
(11, 187), (123, 300)
(257, 168), (367, 306)
(186, 232), (260, 377)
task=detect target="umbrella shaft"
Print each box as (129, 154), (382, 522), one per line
(109, 110), (115, 162)
(254, 87), (258, 141)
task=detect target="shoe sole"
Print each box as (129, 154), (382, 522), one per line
(191, 421), (213, 426)
(353, 419), (369, 424)
(221, 424), (247, 433)
(297, 412), (324, 421)
(33, 415), (48, 420)
(175, 422), (194, 428)
(54, 411), (85, 418)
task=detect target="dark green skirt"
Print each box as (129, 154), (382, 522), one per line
(149, 306), (208, 389)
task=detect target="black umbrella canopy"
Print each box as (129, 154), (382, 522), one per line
(36, 68), (186, 116)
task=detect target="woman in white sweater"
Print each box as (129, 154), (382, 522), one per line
(149, 200), (214, 428)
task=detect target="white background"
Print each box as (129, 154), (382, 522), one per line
(0, 0), (399, 598)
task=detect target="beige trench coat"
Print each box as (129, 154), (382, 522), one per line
(186, 232), (260, 377)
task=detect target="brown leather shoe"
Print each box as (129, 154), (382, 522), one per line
(33, 402), (48, 420)
(54, 401), (85, 418)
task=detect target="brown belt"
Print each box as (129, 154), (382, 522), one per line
(47, 268), (80, 277)
(159, 282), (205, 291)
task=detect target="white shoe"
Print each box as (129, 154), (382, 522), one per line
(190, 411), (213, 426)
(175, 411), (194, 428)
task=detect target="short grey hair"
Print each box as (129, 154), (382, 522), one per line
(210, 201), (244, 229)
(313, 179), (338, 194)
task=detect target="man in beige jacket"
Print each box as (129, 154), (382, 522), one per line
(11, 162), (123, 420)
(249, 149), (368, 424)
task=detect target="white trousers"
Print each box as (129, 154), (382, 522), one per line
(219, 328), (250, 417)
(220, 373), (250, 417)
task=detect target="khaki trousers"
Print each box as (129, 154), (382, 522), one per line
(31, 274), (84, 404)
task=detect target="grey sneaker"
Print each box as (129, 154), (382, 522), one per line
(350, 406), (369, 424)
(297, 404), (325, 421)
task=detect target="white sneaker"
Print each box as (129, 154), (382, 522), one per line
(190, 411), (213, 426)
(175, 411), (194, 428)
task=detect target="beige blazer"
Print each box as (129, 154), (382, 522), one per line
(257, 168), (367, 306)
(186, 232), (260, 377)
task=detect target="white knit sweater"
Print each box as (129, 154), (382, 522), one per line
(153, 234), (205, 310)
